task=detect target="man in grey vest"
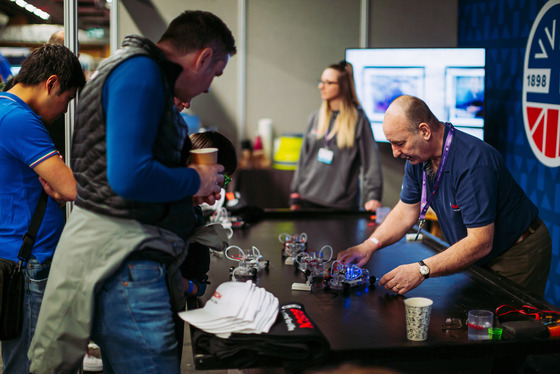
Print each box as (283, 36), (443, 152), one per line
(29, 11), (236, 373)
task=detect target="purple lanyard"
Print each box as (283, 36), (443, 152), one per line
(324, 131), (331, 147)
(324, 114), (338, 147)
(416, 124), (454, 238)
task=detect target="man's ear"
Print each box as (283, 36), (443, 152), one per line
(45, 75), (59, 95)
(195, 47), (214, 71)
(418, 122), (431, 140)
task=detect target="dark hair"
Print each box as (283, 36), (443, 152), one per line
(14, 44), (85, 93)
(184, 131), (237, 175)
(159, 10), (237, 60)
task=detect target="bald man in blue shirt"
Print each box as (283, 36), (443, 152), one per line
(338, 95), (551, 298)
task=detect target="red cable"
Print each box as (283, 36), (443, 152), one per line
(495, 304), (560, 320)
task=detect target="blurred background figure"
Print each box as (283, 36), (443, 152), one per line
(290, 61), (383, 212)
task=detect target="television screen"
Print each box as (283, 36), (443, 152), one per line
(345, 48), (486, 142)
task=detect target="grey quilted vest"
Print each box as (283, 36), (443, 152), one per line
(72, 35), (194, 227)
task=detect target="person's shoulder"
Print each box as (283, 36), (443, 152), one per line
(306, 110), (320, 123)
(116, 55), (159, 75)
(356, 107), (371, 125)
(0, 102), (48, 154)
(106, 55), (162, 91)
(453, 128), (504, 166)
(356, 106), (368, 117)
(0, 96), (38, 124)
(455, 129), (496, 154)
(0, 92), (21, 107)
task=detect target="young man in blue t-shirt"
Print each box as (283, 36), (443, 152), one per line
(0, 44), (85, 373)
(338, 95), (551, 297)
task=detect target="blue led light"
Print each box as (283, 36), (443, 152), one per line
(345, 265), (362, 280)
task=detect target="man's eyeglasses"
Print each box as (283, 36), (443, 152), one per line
(223, 174), (232, 187)
(317, 80), (339, 86)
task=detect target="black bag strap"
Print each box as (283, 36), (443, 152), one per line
(17, 190), (49, 266)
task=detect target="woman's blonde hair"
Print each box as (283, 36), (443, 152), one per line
(316, 61), (361, 149)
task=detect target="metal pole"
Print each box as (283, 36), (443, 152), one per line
(237, 0), (247, 140)
(110, 0), (119, 54)
(360, 0), (369, 48)
(63, 0), (78, 217)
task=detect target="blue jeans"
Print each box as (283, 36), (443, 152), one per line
(1, 258), (50, 374)
(90, 258), (180, 374)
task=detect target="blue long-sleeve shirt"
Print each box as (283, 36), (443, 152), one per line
(103, 56), (200, 202)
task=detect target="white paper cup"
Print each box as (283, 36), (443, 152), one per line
(405, 297), (433, 341)
(190, 148), (218, 165)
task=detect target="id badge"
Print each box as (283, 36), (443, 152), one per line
(317, 148), (334, 164)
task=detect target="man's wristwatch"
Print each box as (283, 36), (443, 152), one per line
(418, 260), (430, 279)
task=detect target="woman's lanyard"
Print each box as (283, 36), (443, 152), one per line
(324, 129), (332, 146)
(415, 124), (455, 240)
(324, 113), (338, 148)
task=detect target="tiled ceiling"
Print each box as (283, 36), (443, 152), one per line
(0, 0), (110, 32)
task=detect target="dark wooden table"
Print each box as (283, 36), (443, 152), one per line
(191, 210), (560, 373)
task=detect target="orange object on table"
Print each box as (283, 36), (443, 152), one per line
(547, 324), (560, 337)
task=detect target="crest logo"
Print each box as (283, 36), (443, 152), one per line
(522, 0), (560, 167)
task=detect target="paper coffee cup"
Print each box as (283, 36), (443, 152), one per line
(405, 297), (433, 341)
(190, 148), (218, 165)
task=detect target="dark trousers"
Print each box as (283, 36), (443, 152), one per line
(485, 219), (552, 297)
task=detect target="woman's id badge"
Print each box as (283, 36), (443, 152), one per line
(317, 148), (334, 164)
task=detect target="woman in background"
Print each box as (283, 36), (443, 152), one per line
(290, 61), (383, 211)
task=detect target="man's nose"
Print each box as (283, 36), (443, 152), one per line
(392, 146), (401, 158)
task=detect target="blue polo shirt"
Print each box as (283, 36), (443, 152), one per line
(0, 93), (65, 264)
(400, 124), (538, 264)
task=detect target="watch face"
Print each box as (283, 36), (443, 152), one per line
(420, 266), (429, 275)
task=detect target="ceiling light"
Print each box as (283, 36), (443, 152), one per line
(10, 0), (51, 21)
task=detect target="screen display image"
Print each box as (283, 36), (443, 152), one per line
(346, 48), (486, 142)
(364, 67), (425, 123)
